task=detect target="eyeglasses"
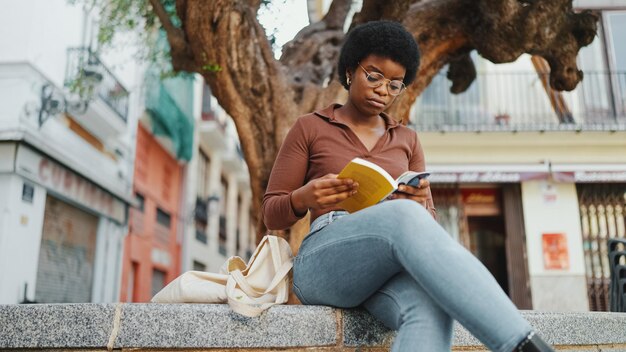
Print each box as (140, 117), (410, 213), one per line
(358, 63), (406, 96)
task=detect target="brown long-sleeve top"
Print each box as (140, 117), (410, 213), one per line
(262, 104), (436, 230)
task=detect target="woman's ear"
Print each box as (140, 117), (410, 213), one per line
(346, 70), (352, 86)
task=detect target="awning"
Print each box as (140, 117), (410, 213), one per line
(551, 164), (626, 183)
(427, 163), (626, 183)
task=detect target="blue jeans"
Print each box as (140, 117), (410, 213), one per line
(292, 200), (532, 352)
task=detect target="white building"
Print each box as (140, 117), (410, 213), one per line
(179, 81), (255, 274)
(413, 8), (626, 312)
(0, 0), (143, 303)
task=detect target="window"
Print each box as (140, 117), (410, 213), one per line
(197, 150), (210, 198)
(127, 262), (139, 302)
(151, 269), (166, 297)
(219, 216), (227, 256)
(162, 165), (172, 202)
(193, 260), (206, 272)
(606, 12), (626, 71)
(236, 195), (242, 254)
(156, 207), (171, 229)
(135, 193), (145, 212)
(605, 12), (626, 118)
(195, 221), (207, 244)
(219, 177), (228, 255)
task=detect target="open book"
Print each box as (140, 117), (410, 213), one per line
(336, 157), (430, 213)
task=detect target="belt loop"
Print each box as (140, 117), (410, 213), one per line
(327, 211), (335, 224)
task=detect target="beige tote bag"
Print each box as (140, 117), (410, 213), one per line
(151, 235), (293, 317)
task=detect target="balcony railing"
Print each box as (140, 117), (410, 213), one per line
(410, 71), (626, 132)
(64, 47), (129, 122)
(145, 77), (194, 161)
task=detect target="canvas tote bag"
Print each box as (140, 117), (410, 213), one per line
(151, 235), (293, 317)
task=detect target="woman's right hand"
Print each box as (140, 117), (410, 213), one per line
(290, 174), (359, 214)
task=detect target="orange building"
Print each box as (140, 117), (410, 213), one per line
(119, 123), (183, 302)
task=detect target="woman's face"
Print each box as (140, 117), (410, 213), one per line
(346, 54), (406, 117)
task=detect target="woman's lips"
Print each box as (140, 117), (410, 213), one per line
(367, 98), (386, 109)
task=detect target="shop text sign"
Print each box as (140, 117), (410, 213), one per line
(430, 170), (626, 183)
(430, 172), (530, 183)
(16, 145), (126, 223)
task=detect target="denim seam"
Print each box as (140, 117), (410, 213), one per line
(376, 289), (403, 327)
(296, 233), (393, 260)
(291, 282), (310, 305)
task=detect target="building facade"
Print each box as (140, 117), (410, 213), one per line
(119, 122), (184, 302)
(180, 82), (255, 274)
(413, 6), (626, 311)
(0, 0), (140, 303)
(119, 72), (256, 301)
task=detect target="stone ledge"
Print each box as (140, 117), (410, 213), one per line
(1, 303), (626, 351)
(343, 309), (626, 348)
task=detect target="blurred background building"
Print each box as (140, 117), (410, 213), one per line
(0, 0), (138, 304)
(0, 0), (255, 304)
(410, 3), (626, 312)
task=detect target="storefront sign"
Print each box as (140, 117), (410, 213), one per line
(542, 233), (570, 270)
(461, 188), (501, 216)
(430, 172), (545, 183)
(15, 145), (126, 223)
(430, 170), (626, 183)
(541, 183), (558, 204)
(462, 188), (498, 204)
(551, 171), (625, 182)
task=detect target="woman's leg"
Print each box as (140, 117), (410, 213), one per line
(362, 272), (454, 352)
(293, 200), (532, 352)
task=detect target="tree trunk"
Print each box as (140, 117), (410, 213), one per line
(153, 0), (598, 244)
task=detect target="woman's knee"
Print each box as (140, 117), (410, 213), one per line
(376, 200), (435, 239)
(391, 199), (430, 218)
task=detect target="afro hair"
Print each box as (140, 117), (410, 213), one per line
(338, 20), (420, 91)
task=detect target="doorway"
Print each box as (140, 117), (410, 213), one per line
(468, 215), (509, 294)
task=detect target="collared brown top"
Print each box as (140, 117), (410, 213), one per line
(262, 104), (435, 230)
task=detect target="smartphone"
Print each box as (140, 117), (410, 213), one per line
(396, 171), (431, 188)
(405, 171), (430, 187)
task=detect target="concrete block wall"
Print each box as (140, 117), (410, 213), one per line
(1, 304), (626, 351)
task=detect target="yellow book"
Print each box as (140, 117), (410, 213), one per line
(336, 158), (430, 213)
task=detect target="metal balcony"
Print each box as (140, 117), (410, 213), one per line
(411, 71), (626, 132)
(64, 47), (129, 122)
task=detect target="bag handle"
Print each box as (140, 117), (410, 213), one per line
(225, 235), (293, 317)
(230, 259), (293, 298)
(226, 264), (292, 317)
(229, 236), (292, 298)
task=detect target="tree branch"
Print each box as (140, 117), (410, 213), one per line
(150, 0), (196, 72)
(322, 0), (353, 29)
(278, 0), (353, 113)
(149, 0), (179, 35)
(353, 0), (413, 25)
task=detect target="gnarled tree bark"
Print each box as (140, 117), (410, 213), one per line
(152, 0), (598, 244)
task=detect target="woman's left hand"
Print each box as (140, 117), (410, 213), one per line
(389, 178), (431, 206)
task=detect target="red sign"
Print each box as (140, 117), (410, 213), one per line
(542, 233), (570, 270)
(461, 188), (499, 205)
